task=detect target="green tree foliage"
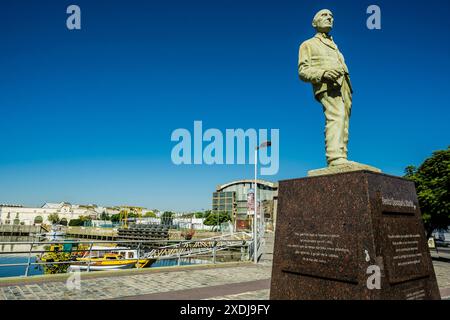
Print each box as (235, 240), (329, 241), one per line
(194, 212), (204, 219)
(111, 214), (120, 223)
(130, 212), (138, 218)
(194, 210), (212, 219)
(69, 219), (83, 226)
(68, 215), (92, 227)
(405, 146), (450, 237)
(161, 211), (175, 225)
(47, 213), (60, 224)
(100, 212), (111, 220)
(144, 211), (156, 218)
(34, 216), (43, 224)
(40, 247), (71, 275)
(203, 212), (231, 227)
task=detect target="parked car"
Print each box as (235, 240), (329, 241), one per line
(432, 228), (450, 247)
(429, 229), (450, 260)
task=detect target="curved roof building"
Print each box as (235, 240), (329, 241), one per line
(213, 179), (278, 231)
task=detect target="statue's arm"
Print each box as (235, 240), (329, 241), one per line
(298, 42), (325, 84)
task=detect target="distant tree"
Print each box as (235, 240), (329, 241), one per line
(144, 211), (156, 218)
(194, 212), (204, 219)
(194, 210), (211, 219)
(100, 212), (110, 221)
(405, 146), (450, 237)
(34, 216), (43, 224)
(161, 211), (175, 225)
(111, 214), (121, 223)
(60, 218), (68, 226)
(194, 210), (212, 219)
(69, 219), (83, 227)
(203, 212), (231, 228)
(47, 213), (60, 224)
(68, 215), (92, 226)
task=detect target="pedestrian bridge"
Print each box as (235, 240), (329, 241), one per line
(143, 232), (254, 260)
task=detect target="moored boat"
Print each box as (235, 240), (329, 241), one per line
(68, 246), (155, 271)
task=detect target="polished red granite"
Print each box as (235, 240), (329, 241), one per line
(270, 171), (440, 300)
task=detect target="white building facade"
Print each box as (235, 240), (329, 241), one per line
(0, 202), (100, 226)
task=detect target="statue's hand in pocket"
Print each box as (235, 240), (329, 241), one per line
(323, 70), (341, 82)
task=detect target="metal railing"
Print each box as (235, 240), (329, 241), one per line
(0, 233), (253, 278)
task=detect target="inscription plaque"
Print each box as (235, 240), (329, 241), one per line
(381, 217), (430, 284)
(282, 231), (358, 283)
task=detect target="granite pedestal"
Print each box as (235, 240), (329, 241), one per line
(270, 170), (440, 300)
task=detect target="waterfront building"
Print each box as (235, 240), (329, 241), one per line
(0, 202), (99, 226)
(212, 180), (278, 231)
(0, 202), (158, 226)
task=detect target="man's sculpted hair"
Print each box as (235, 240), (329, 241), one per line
(312, 9), (332, 28)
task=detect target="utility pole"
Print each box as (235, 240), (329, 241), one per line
(254, 141), (271, 264)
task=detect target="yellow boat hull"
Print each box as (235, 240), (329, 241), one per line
(75, 257), (155, 269)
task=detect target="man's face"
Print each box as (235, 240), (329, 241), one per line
(314, 10), (334, 33)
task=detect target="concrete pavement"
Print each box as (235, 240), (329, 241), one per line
(0, 262), (271, 300)
(0, 259), (449, 300)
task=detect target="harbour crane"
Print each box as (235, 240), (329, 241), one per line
(119, 206), (144, 228)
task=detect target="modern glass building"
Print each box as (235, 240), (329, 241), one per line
(212, 191), (236, 215)
(212, 180), (278, 231)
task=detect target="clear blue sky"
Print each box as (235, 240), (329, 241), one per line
(0, 0), (449, 211)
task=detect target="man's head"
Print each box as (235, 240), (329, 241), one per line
(312, 9), (334, 33)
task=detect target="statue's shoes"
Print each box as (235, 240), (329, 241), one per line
(329, 158), (350, 166)
(308, 160), (382, 177)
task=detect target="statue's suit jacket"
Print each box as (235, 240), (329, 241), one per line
(298, 33), (353, 99)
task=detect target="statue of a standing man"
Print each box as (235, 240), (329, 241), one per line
(299, 9), (353, 167)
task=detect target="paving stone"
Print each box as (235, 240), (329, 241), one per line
(207, 289), (270, 300)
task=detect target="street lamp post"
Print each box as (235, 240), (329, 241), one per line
(254, 148), (258, 264)
(254, 141), (271, 264)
